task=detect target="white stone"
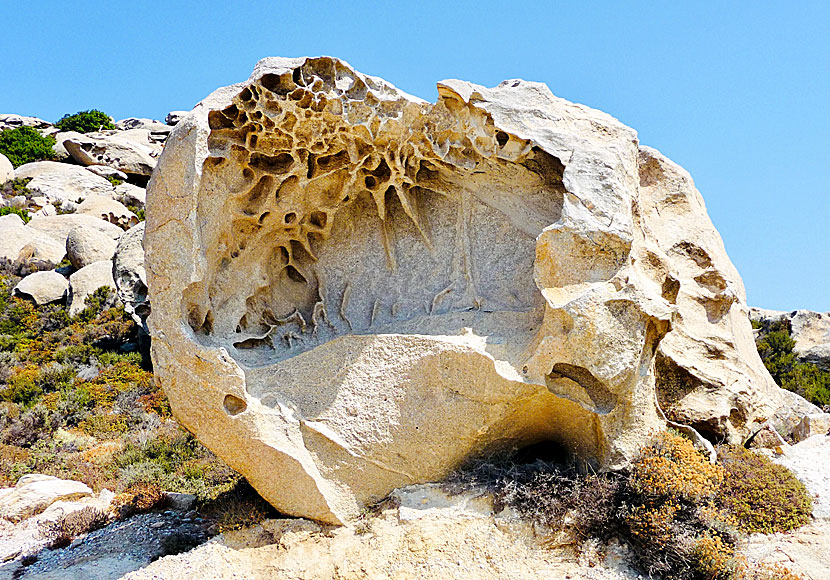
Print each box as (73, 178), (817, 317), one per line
(85, 164), (128, 182)
(76, 195), (139, 229)
(0, 214), (66, 265)
(114, 183), (146, 209)
(68, 260), (116, 316)
(63, 130), (161, 177)
(0, 474), (92, 522)
(794, 413), (830, 443)
(66, 225), (119, 269)
(27, 213), (124, 247)
(113, 221), (148, 328)
(145, 56), (791, 524)
(0, 114), (51, 132)
(0, 153), (13, 183)
(12, 271), (68, 305)
(14, 160), (115, 205)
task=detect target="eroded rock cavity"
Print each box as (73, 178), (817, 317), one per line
(145, 57), (790, 524)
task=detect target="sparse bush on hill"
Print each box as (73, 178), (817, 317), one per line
(0, 127), (56, 168)
(754, 317), (830, 407)
(54, 110), (115, 133)
(0, 261), (242, 503)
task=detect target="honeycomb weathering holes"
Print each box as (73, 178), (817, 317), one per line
(187, 60), (567, 368)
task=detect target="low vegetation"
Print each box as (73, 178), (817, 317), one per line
(0, 260), (240, 504)
(0, 127), (56, 167)
(449, 431), (809, 580)
(753, 318), (830, 407)
(54, 110), (115, 133)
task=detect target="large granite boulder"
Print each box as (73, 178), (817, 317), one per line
(0, 153), (13, 183)
(0, 214), (66, 266)
(66, 225), (119, 269)
(0, 474), (92, 522)
(145, 57), (796, 524)
(63, 129), (161, 177)
(14, 161), (115, 206)
(27, 213), (124, 247)
(68, 260), (116, 316)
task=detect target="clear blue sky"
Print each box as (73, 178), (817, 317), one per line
(3, 1), (827, 312)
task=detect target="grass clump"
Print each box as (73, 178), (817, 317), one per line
(716, 445), (812, 534)
(54, 110), (114, 133)
(39, 506), (109, 549)
(0, 127), (56, 168)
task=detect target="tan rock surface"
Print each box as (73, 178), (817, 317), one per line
(76, 195), (139, 229)
(0, 475), (92, 523)
(0, 214), (66, 265)
(145, 56), (791, 524)
(123, 486), (639, 580)
(64, 129), (161, 177)
(14, 161), (115, 206)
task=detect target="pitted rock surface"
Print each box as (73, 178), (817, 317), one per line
(146, 56), (790, 524)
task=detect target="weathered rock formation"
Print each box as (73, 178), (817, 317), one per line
(145, 56), (796, 524)
(751, 307), (830, 371)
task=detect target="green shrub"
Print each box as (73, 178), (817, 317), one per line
(54, 110), (114, 133)
(716, 445), (812, 534)
(0, 127), (56, 168)
(0, 207), (30, 223)
(755, 321), (830, 407)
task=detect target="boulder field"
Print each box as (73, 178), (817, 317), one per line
(144, 56), (817, 525)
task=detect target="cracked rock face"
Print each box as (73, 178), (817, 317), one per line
(145, 57), (787, 524)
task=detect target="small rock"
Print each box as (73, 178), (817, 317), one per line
(12, 271), (69, 305)
(165, 492), (196, 511)
(85, 165), (129, 182)
(0, 474), (92, 522)
(165, 111), (189, 126)
(794, 413), (830, 442)
(66, 225), (119, 269)
(67, 260), (116, 316)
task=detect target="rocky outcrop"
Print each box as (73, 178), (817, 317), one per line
(63, 129), (161, 177)
(12, 271), (69, 305)
(0, 475), (92, 522)
(14, 161), (115, 206)
(145, 56), (792, 524)
(76, 195), (139, 229)
(0, 114), (51, 132)
(751, 307), (830, 371)
(113, 221), (149, 329)
(0, 214), (66, 266)
(66, 225), (119, 269)
(68, 260), (116, 316)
